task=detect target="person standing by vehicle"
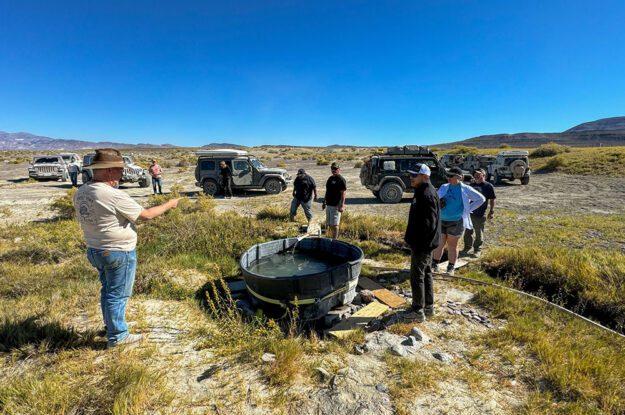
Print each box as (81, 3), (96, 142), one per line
(290, 168), (317, 224)
(74, 149), (180, 348)
(432, 167), (485, 275)
(68, 160), (80, 187)
(404, 164), (441, 322)
(148, 159), (163, 195)
(219, 161), (233, 198)
(461, 169), (496, 258)
(322, 162), (346, 239)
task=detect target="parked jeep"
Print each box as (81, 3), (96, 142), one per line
(461, 155), (496, 172)
(360, 146), (447, 203)
(487, 150), (531, 185)
(82, 153), (151, 187)
(440, 154), (465, 168)
(195, 149), (292, 196)
(28, 155), (69, 181)
(60, 153), (82, 168)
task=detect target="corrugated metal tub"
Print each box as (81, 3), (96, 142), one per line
(239, 237), (364, 320)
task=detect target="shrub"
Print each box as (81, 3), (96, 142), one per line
(276, 161), (286, 168)
(316, 158), (330, 166)
(537, 156), (566, 172)
(530, 142), (570, 158)
(499, 143), (511, 149)
(256, 206), (290, 221)
(50, 188), (78, 220)
(450, 145), (479, 155)
(354, 160), (363, 168)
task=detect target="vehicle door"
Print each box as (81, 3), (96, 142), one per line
(232, 159), (253, 186)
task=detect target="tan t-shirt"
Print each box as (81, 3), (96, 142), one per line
(74, 183), (144, 251)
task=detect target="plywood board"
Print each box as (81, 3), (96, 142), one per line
(357, 277), (407, 309)
(328, 301), (389, 339)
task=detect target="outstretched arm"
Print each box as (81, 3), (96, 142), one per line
(139, 198), (180, 220)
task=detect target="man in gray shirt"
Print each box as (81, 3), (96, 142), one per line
(74, 149), (180, 348)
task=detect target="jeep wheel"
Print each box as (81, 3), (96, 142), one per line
(380, 182), (403, 204)
(521, 176), (530, 185)
(264, 178), (282, 195)
(202, 179), (219, 196)
(139, 176), (151, 188)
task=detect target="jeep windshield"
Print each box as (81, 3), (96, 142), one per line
(34, 157), (61, 164)
(250, 158), (265, 169)
(83, 155), (95, 166)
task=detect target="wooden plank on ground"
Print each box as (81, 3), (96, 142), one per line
(328, 301), (389, 339)
(357, 276), (407, 309)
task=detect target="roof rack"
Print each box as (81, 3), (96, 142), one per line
(195, 149), (249, 157)
(386, 145), (433, 155)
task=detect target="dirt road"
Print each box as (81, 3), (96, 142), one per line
(1, 158), (624, 226)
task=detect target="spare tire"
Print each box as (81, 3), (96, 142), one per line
(510, 159), (527, 179)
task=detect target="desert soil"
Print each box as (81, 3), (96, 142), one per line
(1, 158), (624, 225)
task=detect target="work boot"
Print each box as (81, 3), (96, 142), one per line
(459, 249), (470, 257)
(424, 306), (435, 317)
(405, 309), (426, 323)
(107, 333), (143, 349)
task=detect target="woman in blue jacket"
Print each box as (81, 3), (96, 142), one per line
(432, 167), (485, 275)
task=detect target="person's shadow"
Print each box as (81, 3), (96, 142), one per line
(0, 315), (105, 355)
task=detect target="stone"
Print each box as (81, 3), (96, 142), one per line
(432, 352), (453, 363)
(410, 327), (431, 343)
(390, 344), (408, 357)
(441, 319), (452, 325)
(402, 335), (419, 347)
(359, 289), (376, 303)
(316, 367), (332, 381)
(261, 353), (276, 363)
(354, 344), (366, 355)
(376, 383), (389, 393)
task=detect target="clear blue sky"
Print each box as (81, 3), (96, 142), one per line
(1, 1), (624, 147)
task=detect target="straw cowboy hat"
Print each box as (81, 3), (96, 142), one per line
(89, 148), (125, 169)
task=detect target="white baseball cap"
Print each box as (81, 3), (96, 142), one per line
(407, 164), (431, 177)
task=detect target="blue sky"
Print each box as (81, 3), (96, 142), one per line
(1, 1), (624, 147)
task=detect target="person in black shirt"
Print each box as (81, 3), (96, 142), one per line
(219, 161), (233, 198)
(462, 169), (496, 257)
(322, 162), (347, 239)
(290, 168), (317, 223)
(404, 164), (441, 322)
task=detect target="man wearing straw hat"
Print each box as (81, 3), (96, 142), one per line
(74, 148), (180, 348)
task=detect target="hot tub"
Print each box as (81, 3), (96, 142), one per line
(239, 237), (364, 320)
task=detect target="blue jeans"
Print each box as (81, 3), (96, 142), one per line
(152, 177), (162, 194)
(69, 171), (79, 187)
(87, 248), (137, 346)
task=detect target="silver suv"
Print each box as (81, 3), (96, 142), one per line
(82, 153), (151, 187)
(487, 151), (531, 185)
(28, 155), (69, 181)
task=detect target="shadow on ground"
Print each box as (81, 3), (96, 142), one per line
(0, 315), (104, 354)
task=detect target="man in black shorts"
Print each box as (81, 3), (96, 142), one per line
(322, 162), (346, 239)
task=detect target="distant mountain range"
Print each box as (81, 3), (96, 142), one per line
(435, 116), (625, 148)
(0, 131), (176, 151)
(2, 116), (625, 150)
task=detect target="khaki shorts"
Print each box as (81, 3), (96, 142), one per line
(326, 205), (342, 226)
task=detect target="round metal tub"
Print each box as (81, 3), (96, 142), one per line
(239, 237), (364, 320)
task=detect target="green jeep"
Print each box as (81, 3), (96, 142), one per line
(360, 146), (447, 203)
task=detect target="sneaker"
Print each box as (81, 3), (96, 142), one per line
(471, 251), (482, 258)
(431, 262), (441, 273)
(446, 266), (455, 276)
(424, 307), (435, 317)
(107, 333), (143, 349)
(404, 309), (426, 323)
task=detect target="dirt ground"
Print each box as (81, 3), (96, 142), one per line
(2, 157), (624, 226)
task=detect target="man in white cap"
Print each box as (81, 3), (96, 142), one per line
(404, 163), (441, 322)
(74, 148), (180, 348)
